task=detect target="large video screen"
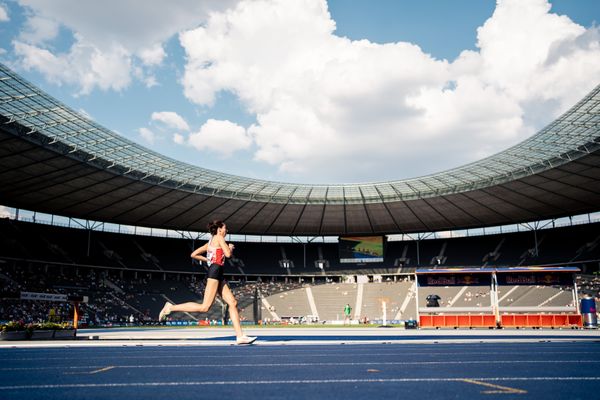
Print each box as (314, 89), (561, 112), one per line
(339, 236), (384, 263)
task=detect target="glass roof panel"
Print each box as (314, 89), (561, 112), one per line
(1, 62), (599, 205)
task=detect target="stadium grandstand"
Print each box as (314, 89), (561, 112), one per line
(1, 62), (600, 328)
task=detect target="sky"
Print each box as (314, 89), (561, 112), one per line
(0, 0), (598, 185)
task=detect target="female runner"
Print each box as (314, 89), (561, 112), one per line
(159, 220), (256, 345)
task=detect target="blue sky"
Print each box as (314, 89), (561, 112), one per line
(0, 0), (599, 184)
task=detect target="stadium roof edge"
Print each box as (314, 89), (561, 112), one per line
(1, 63), (599, 235)
(1, 62), (599, 204)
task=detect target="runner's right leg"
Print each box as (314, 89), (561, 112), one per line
(159, 278), (219, 319)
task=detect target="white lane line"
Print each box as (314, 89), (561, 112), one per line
(4, 350), (600, 361)
(89, 366), (115, 374)
(1, 376), (599, 390)
(460, 378), (527, 394)
(0, 340), (600, 354)
(63, 366), (116, 375)
(3, 338), (600, 349)
(2, 360), (600, 371)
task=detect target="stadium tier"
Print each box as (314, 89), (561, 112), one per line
(2, 257), (593, 326)
(1, 218), (598, 326)
(1, 219), (598, 276)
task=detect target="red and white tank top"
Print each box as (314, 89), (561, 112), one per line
(206, 237), (225, 266)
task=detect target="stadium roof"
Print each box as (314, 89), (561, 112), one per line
(1, 62), (599, 235)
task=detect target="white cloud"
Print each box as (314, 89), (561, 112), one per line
(173, 133), (185, 145)
(143, 75), (158, 88)
(139, 127), (156, 144)
(14, 39), (132, 94)
(9, 0), (599, 183)
(178, 0), (600, 182)
(138, 44), (165, 66)
(151, 111), (190, 131)
(470, 0), (593, 111)
(18, 0), (239, 51)
(188, 119), (252, 157)
(137, 112), (189, 148)
(19, 15), (59, 44)
(132, 65), (158, 89)
(13, 0), (240, 93)
(0, 3), (9, 22)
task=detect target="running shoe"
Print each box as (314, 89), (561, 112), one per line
(236, 335), (257, 345)
(158, 301), (172, 321)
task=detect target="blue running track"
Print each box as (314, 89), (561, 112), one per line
(1, 341), (600, 399)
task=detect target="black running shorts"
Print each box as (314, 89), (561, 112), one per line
(207, 264), (224, 281)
